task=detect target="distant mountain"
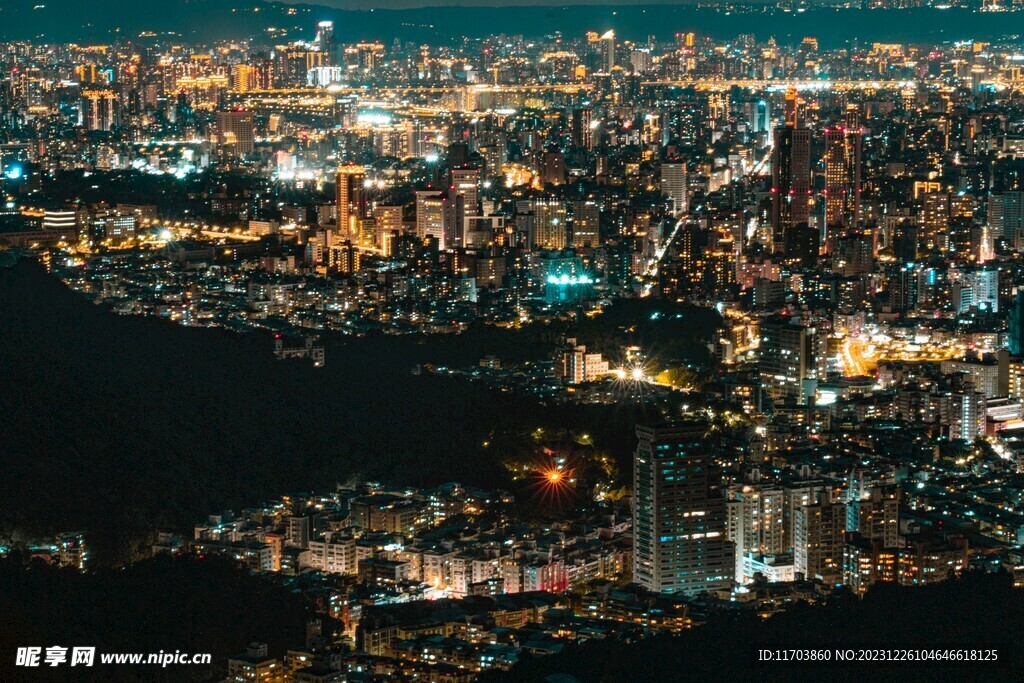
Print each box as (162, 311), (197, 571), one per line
(1, 1), (1021, 47)
(278, 0), (709, 10)
(0, 0), (295, 42)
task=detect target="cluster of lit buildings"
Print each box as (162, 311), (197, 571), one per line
(166, 407), (1024, 681)
(2, 26), (1024, 348)
(149, 482), (639, 681)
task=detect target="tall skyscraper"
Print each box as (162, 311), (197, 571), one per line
(708, 92), (728, 128)
(771, 87), (811, 254)
(600, 31), (616, 73)
(336, 165), (368, 244)
(215, 109), (255, 157)
(920, 192), (950, 254)
(530, 198), (569, 251)
(727, 484), (786, 583)
(571, 200), (600, 249)
(230, 64), (259, 93)
(316, 21), (336, 66)
(661, 161), (688, 215)
(794, 500), (846, 585)
(823, 125), (862, 251)
(571, 108), (594, 150)
(81, 89), (118, 131)
(970, 267), (1000, 313)
(1009, 289), (1024, 355)
(988, 191), (1024, 249)
(374, 205), (403, 253)
(416, 190), (450, 249)
(742, 99), (770, 133)
(450, 167), (480, 215)
(633, 421), (734, 595)
(890, 262), (922, 313)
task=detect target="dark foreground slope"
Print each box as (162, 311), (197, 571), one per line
(482, 572), (1021, 683)
(0, 553), (314, 683)
(0, 259), (508, 562)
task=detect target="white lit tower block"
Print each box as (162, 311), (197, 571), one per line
(633, 421), (734, 595)
(661, 161), (688, 215)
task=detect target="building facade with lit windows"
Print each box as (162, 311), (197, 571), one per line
(632, 421), (734, 596)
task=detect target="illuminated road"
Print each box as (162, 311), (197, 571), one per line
(841, 338), (875, 378)
(641, 211), (688, 297)
(142, 220), (265, 243)
(225, 78), (1019, 117)
(196, 230), (262, 242)
(751, 145), (773, 177)
(840, 336), (971, 377)
(233, 78), (1009, 101)
(642, 78), (937, 91)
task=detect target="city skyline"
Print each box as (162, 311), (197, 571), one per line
(4, 5), (1024, 681)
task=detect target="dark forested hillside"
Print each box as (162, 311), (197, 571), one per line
(0, 259), (509, 562)
(0, 553), (315, 682)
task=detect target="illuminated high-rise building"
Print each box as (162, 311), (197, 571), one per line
(1010, 290), (1024, 356)
(727, 484), (786, 584)
(823, 125), (862, 251)
(336, 165), (368, 243)
(571, 108), (594, 150)
(529, 198), (569, 251)
(771, 87), (811, 254)
(231, 64), (256, 93)
(600, 31), (616, 73)
(75, 64), (102, 85)
(783, 84), (804, 128)
(758, 315), (827, 405)
(374, 205), (403, 253)
(919, 191), (950, 254)
(355, 43), (385, 72)
(742, 99), (770, 133)
(956, 267), (999, 314)
(794, 500), (846, 585)
(704, 232), (737, 297)
(416, 190), (450, 249)
(316, 21), (336, 66)
(328, 240), (361, 274)
(80, 89), (118, 131)
(660, 161), (688, 215)
(633, 421), (734, 596)
(850, 486), (900, 549)
(215, 109), (255, 157)
(657, 223), (703, 300)
(708, 92), (728, 128)
(989, 191), (1024, 248)
(450, 166), (480, 214)
(571, 200), (600, 249)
